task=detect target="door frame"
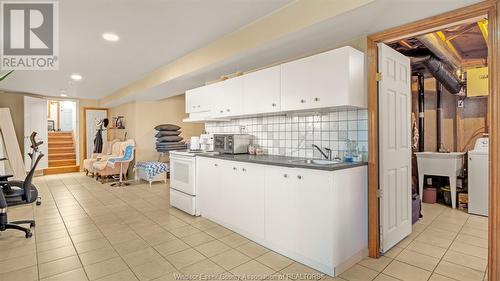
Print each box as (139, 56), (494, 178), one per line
(367, 1), (499, 280)
(82, 107), (109, 161)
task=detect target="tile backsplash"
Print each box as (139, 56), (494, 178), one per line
(205, 109), (368, 160)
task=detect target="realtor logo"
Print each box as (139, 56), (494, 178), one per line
(1, 1), (59, 70)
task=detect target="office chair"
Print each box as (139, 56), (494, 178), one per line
(1, 132), (42, 206)
(0, 153), (42, 238)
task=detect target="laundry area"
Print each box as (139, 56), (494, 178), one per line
(386, 18), (489, 216)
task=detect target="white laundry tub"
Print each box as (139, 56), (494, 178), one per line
(415, 152), (465, 209)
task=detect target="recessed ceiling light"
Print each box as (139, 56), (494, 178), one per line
(102, 32), (119, 42)
(60, 94), (68, 97)
(71, 74), (82, 81)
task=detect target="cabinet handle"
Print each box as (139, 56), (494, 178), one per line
(227, 109), (230, 112)
(300, 99), (306, 103)
(272, 103), (276, 107)
(214, 164), (218, 167)
(242, 168), (246, 172)
(192, 105), (196, 108)
(283, 174), (288, 178)
(233, 167), (237, 170)
(297, 175), (302, 179)
(220, 110), (224, 113)
(197, 105), (201, 108)
(314, 97), (320, 102)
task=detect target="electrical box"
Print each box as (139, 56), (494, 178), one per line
(467, 66), (488, 97)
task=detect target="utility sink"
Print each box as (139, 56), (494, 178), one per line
(415, 152), (466, 209)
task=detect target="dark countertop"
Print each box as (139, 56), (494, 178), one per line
(196, 153), (367, 171)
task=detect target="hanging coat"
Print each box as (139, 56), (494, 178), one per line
(93, 128), (103, 153)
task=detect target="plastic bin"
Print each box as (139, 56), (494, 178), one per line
(423, 188), (437, 204)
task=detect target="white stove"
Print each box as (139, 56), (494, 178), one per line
(169, 150), (199, 216)
(169, 150), (218, 216)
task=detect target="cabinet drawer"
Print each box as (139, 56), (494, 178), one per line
(170, 188), (197, 216)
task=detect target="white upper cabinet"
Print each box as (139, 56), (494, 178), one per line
(185, 82), (224, 115)
(242, 65), (281, 115)
(212, 76), (243, 118)
(184, 46), (365, 120)
(185, 86), (208, 113)
(281, 46), (365, 111)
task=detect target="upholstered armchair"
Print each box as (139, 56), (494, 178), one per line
(93, 139), (135, 183)
(83, 139), (119, 176)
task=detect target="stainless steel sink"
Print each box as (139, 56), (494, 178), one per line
(287, 159), (342, 165)
(311, 159), (342, 165)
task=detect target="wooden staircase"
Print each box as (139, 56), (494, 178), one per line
(44, 131), (80, 174)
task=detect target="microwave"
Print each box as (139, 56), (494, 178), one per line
(214, 134), (251, 154)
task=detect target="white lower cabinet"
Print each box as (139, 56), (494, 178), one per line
(264, 166), (334, 269)
(197, 157), (368, 277)
(197, 158), (265, 239)
(197, 158), (223, 220)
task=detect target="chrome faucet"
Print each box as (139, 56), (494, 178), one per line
(312, 144), (331, 160)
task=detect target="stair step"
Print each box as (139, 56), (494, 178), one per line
(49, 159), (76, 167)
(48, 131), (73, 135)
(49, 147), (75, 154)
(48, 141), (73, 147)
(44, 165), (80, 175)
(48, 136), (73, 141)
(48, 153), (76, 160)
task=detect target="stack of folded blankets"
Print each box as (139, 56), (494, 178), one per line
(155, 124), (187, 152)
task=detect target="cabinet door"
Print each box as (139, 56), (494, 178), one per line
(307, 49), (349, 108)
(211, 77), (243, 118)
(243, 66), (281, 114)
(185, 87), (204, 113)
(265, 166), (334, 266)
(204, 82), (224, 117)
(265, 166), (297, 250)
(280, 58), (310, 111)
(231, 162), (266, 238)
(221, 76), (243, 117)
(281, 47), (360, 111)
(198, 158), (225, 219)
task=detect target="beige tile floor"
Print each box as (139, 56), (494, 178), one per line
(0, 173), (488, 281)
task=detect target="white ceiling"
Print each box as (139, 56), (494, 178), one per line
(0, 0), (293, 99)
(111, 0), (484, 107)
(0, 0), (484, 104)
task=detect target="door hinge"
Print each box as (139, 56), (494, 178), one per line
(376, 72), (382, 81)
(377, 189), (383, 198)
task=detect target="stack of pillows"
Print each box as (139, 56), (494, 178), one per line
(155, 124), (187, 152)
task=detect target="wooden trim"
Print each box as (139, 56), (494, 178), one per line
(367, 37), (379, 258)
(56, 101), (60, 130)
(369, 1), (493, 43)
(82, 107), (108, 161)
(367, 4), (499, 280)
(489, 2), (499, 281)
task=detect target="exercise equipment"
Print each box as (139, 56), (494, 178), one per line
(0, 132), (42, 206)
(0, 147), (42, 238)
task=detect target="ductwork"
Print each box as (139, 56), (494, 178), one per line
(416, 33), (462, 70)
(398, 48), (464, 95)
(422, 56), (463, 94)
(416, 33), (464, 95)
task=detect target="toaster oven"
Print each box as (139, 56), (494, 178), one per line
(213, 134), (250, 154)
